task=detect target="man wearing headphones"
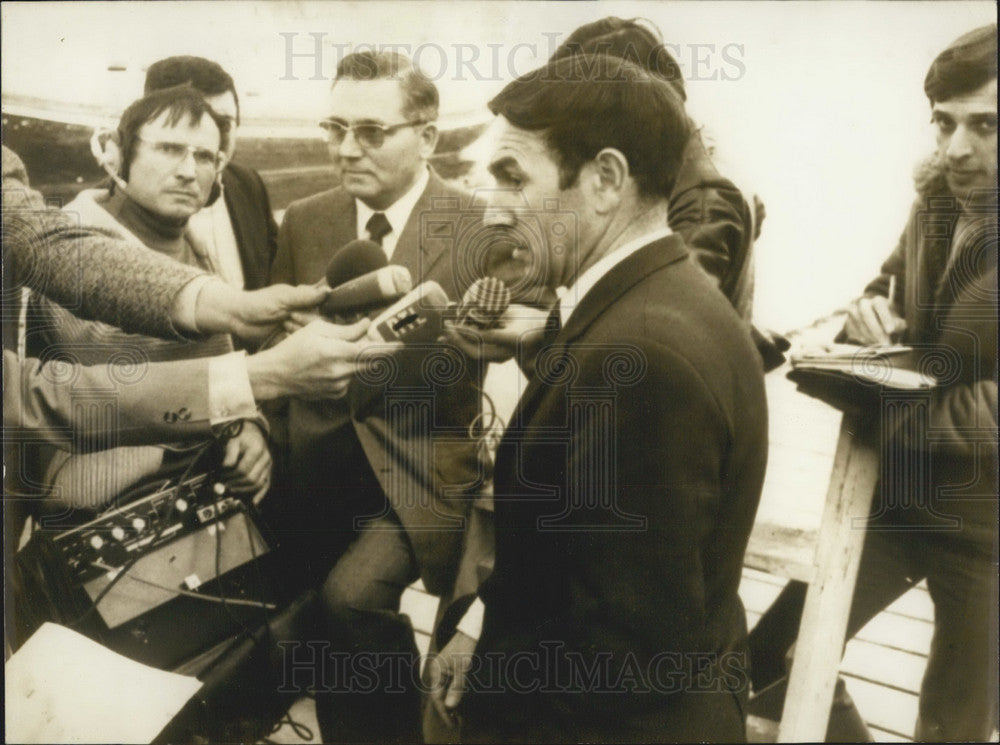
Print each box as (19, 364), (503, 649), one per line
(144, 56), (278, 295)
(24, 85), (271, 511)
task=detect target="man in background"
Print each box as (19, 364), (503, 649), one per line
(551, 17), (759, 319)
(269, 49), (483, 743)
(145, 55), (278, 292)
(748, 24), (998, 741)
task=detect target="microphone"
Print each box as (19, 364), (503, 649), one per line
(325, 239), (387, 288)
(320, 239), (406, 320)
(455, 277), (511, 329)
(367, 281), (451, 345)
(320, 265), (412, 319)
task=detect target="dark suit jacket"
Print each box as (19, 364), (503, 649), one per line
(223, 162), (278, 290)
(269, 170), (484, 595)
(466, 236), (768, 743)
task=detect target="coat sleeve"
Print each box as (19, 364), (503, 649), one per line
(2, 147), (202, 340)
(3, 349), (222, 448)
(914, 379), (998, 458)
(667, 133), (752, 295)
(669, 183), (749, 289)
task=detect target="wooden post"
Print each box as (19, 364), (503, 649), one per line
(777, 410), (880, 742)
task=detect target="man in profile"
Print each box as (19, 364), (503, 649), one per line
(430, 53), (768, 743)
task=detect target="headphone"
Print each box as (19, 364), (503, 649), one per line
(89, 127), (225, 207)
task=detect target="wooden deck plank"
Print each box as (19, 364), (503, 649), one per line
(740, 573), (789, 614)
(841, 639), (928, 694)
(883, 583), (933, 622)
(843, 675), (919, 739)
(853, 612), (934, 656)
(868, 724), (913, 742)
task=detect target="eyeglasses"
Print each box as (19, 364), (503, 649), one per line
(136, 137), (223, 171)
(319, 118), (428, 149)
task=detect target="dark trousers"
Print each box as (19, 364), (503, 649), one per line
(314, 513), (422, 744)
(748, 526), (999, 741)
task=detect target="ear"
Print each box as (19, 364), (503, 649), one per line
(588, 148), (630, 214)
(419, 123), (439, 159)
(90, 128), (122, 175)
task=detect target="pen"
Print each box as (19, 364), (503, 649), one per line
(888, 275), (897, 309)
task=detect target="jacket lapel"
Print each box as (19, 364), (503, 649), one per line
(325, 189), (359, 262)
(507, 236), (688, 430)
(393, 169), (454, 283)
(221, 169), (246, 256)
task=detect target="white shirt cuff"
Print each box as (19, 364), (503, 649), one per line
(172, 274), (214, 334)
(455, 597), (486, 641)
(208, 351), (258, 425)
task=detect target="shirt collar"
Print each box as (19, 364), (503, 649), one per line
(558, 226), (672, 326)
(355, 167), (430, 253)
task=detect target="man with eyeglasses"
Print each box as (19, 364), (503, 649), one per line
(23, 85), (275, 516)
(268, 49), (484, 744)
(145, 56), (278, 298)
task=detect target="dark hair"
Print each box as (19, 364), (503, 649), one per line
(334, 49), (439, 122)
(488, 54), (690, 199)
(553, 17), (686, 101)
(924, 24), (997, 103)
(118, 85), (229, 180)
(144, 55), (240, 124)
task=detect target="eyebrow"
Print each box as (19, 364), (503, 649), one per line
(326, 116), (388, 126)
(488, 157), (521, 179)
(932, 110), (997, 123)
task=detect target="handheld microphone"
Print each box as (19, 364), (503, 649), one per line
(319, 265), (413, 318)
(367, 281), (450, 345)
(325, 239), (387, 288)
(455, 277), (511, 329)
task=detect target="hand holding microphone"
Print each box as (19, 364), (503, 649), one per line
(443, 278), (549, 364)
(283, 239), (412, 332)
(364, 277), (513, 346)
(454, 277), (511, 330)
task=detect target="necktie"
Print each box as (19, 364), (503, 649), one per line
(366, 212), (392, 246)
(542, 306), (562, 346)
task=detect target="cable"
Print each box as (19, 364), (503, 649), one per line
(470, 383), (506, 460)
(87, 561), (275, 610)
(213, 507), (258, 641)
(243, 501), (276, 645)
(68, 438), (215, 630)
(268, 710), (315, 742)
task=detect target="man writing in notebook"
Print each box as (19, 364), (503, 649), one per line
(749, 24), (997, 741)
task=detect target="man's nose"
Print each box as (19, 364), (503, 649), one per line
(483, 190), (522, 228)
(945, 124), (974, 162)
(338, 128), (364, 159)
(483, 208), (517, 229)
(174, 150), (198, 180)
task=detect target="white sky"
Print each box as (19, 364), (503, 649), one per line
(2, 1), (996, 330)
